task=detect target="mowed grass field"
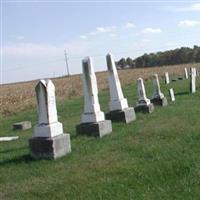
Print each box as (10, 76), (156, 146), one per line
(1, 75), (200, 200)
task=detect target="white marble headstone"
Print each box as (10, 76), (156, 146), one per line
(152, 74), (164, 99)
(169, 88), (175, 102)
(165, 72), (170, 84)
(184, 68), (188, 79)
(106, 53), (128, 111)
(34, 79), (63, 137)
(137, 78), (151, 105)
(81, 57), (105, 123)
(190, 68), (196, 93)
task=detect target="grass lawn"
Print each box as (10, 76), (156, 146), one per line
(1, 76), (200, 200)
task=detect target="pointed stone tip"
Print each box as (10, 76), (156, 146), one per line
(82, 56), (91, 63)
(106, 53), (113, 58)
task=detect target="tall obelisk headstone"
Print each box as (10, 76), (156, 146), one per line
(134, 78), (154, 113)
(184, 68), (188, 79)
(151, 74), (168, 106)
(29, 79), (71, 159)
(76, 57), (112, 137)
(165, 72), (170, 84)
(105, 53), (136, 123)
(190, 68), (196, 94)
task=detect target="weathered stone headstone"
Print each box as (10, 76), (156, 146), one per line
(184, 68), (188, 79)
(134, 78), (154, 113)
(169, 88), (175, 102)
(190, 68), (196, 94)
(151, 74), (168, 106)
(76, 57), (112, 137)
(165, 72), (170, 84)
(105, 53), (136, 123)
(13, 121), (32, 130)
(29, 79), (71, 159)
(0, 136), (19, 142)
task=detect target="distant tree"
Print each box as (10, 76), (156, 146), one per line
(116, 45), (200, 69)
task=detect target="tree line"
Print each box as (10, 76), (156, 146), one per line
(116, 45), (200, 69)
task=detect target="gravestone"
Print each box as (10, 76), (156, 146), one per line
(165, 72), (170, 84)
(13, 121), (32, 130)
(184, 68), (188, 79)
(190, 68), (196, 93)
(29, 79), (71, 159)
(151, 74), (168, 106)
(105, 53), (136, 123)
(0, 136), (19, 142)
(134, 78), (154, 113)
(76, 57), (112, 137)
(169, 88), (175, 101)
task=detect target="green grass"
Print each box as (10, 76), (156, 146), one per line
(1, 76), (200, 200)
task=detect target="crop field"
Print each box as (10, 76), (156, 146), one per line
(1, 63), (200, 117)
(1, 72), (200, 199)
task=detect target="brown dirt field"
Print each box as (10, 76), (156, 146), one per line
(1, 63), (200, 117)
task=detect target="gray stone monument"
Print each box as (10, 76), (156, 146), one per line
(76, 57), (112, 137)
(151, 74), (168, 106)
(190, 68), (196, 94)
(105, 53), (136, 123)
(134, 78), (154, 113)
(165, 72), (170, 84)
(29, 79), (71, 159)
(184, 68), (188, 79)
(169, 88), (175, 102)
(13, 121), (32, 130)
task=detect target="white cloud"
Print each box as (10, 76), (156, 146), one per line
(177, 3), (200, 12)
(124, 22), (135, 29)
(178, 20), (200, 27)
(109, 33), (117, 37)
(142, 28), (162, 33)
(96, 26), (116, 33)
(3, 40), (93, 57)
(80, 35), (87, 39)
(16, 36), (25, 40)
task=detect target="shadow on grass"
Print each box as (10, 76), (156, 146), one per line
(0, 154), (36, 166)
(0, 146), (27, 154)
(175, 91), (189, 96)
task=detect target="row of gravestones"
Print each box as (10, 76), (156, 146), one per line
(29, 54), (198, 160)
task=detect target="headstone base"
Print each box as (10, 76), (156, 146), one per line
(134, 103), (154, 113)
(29, 133), (71, 159)
(151, 97), (168, 106)
(76, 120), (112, 138)
(13, 121), (32, 130)
(105, 107), (136, 123)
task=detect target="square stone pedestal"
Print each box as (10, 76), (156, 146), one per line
(13, 121), (32, 130)
(105, 107), (136, 123)
(76, 120), (112, 138)
(134, 103), (154, 113)
(151, 97), (168, 106)
(29, 133), (71, 159)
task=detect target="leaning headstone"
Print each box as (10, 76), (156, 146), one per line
(190, 68), (196, 94)
(76, 57), (112, 137)
(29, 79), (71, 159)
(105, 53), (136, 123)
(151, 74), (168, 106)
(165, 72), (170, 84)
(184, 68), (188, 79)
(134, 78), (154, 113)
(0, 136), (19, 142)
(169, 88), (175, 102)
(13, 121), (32, 130)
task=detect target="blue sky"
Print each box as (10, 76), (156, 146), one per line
(1, 1), (200, 84)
